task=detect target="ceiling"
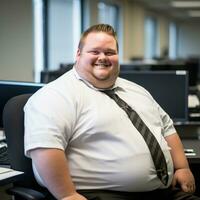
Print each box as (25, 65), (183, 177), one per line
(135, 0), (200, 21)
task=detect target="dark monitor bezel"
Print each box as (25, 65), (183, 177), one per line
(119, 70), (189, 123)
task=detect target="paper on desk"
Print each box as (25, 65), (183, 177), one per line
(188, 94), (200, 108)
(0, 167), (24, 181)
(0, 167), (12, 174)
(0, 130), (5, 141)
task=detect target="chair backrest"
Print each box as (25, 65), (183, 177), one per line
(3, 94), (41, 188)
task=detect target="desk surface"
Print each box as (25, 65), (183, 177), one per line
(182, 139), (200, 164)
(0, 167), (24, 186)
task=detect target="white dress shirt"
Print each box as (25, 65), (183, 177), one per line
(24, 68), (175, 191)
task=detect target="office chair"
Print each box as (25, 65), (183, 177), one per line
(3, 94), (55, 200)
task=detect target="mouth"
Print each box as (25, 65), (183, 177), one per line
(94, 63), (111, 68)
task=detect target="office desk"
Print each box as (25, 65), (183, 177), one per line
(182, 139), (200, 164)
(182, 139), (200, 196)
(0, 168), (24, 200)
(0, 167), (24, 186)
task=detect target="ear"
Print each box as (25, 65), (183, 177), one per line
(76, 49), (81, 59)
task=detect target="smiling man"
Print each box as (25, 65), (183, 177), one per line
(75, 26), (119, 89)
(24, 24), (200, 200)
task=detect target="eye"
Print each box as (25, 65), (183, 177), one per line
(89, 50), (99, 55)
(105, 51), (117, 56)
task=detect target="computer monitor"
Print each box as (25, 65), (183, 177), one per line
(120, 59), (199, 88)
(119, 70), (189, 123)
(150, 62), (198, 88)
(0, 81), (44, 129)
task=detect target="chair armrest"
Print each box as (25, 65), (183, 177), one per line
(7, 186), (46, 200)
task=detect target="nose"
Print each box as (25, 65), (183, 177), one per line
(98, 52), (107, 59)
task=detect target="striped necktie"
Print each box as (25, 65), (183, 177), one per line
(103, 89), (168, 186)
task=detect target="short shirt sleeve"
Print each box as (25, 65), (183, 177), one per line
(156, 101), (177, 137)
(24, 87), (76, 157)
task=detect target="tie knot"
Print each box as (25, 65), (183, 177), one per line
(102, 89), (115, 97)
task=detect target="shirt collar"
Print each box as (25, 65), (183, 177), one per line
(72, 67), (124, 92)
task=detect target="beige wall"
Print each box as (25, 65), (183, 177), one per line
(123, 1), (145, 61)
(0, 0), (34, 81)
(0, 0), (199, 82)
(123, 1), (170, 61)
(158, 16), (170, 56)
(83, 0), (98, 29)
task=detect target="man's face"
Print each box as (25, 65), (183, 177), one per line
(75, 32), (119, 89)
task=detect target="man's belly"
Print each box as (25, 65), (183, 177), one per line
(68, 150), (174, 192)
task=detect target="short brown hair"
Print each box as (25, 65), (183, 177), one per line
(78, 24), (119, 52)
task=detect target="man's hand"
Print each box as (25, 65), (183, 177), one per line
(172, 168), (196, 193)
(61, 192), (88, 200)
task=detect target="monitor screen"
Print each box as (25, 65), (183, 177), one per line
(119, 70), (189, 122)
(0, 81), (44, 129)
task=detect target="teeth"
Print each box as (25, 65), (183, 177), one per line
(95, 64), (109, 67)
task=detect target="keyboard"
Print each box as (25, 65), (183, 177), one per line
(0, 145), (10, 165)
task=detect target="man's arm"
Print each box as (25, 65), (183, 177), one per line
(30, 148), (87, 200)
(165, 133), (195, 193)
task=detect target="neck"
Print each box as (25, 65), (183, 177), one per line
(74, 66), (117, 89)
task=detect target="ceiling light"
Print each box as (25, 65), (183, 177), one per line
(171, 1), (200, 8)
(188, 10), (200, 17)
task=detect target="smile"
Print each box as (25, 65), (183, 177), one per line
(94, 63), (110, 68)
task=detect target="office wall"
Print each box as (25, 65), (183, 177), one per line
(0, 0), (200, 81)
(178, 21), (200, 58)
(157, 16), (169, 57)
(0, 0), (34, 82)
(123, 1), (145, 61)
(83, 0), (98, 29)
(48, 0), (74, 70)
(123, 1), (170, 61)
